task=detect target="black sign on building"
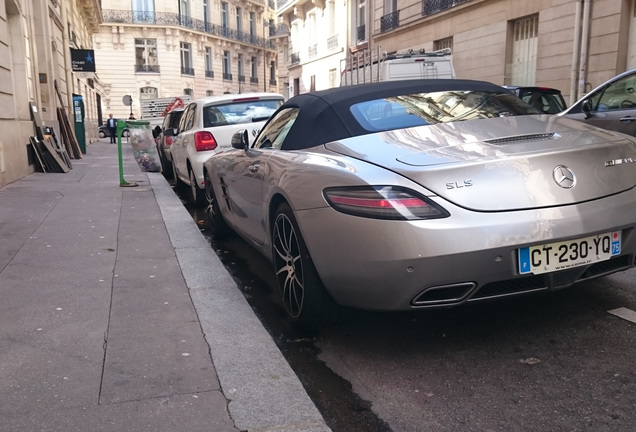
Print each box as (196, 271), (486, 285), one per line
(70, 49), (96, 72)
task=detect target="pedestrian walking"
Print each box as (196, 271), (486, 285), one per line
(107, 113), (117, 143)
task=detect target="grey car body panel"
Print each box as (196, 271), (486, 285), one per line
(323, 116), (636, 210)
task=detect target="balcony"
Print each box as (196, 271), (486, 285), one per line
(239, 75), (246, 82)
(181, 66), (194, 75)
(290, 52), (301, 65)
(381, 11), (399, 32)
(135, 64), (160, 73)
(269, 79), (277, 86)
(102, 10), (275, 50)
(327, 34), (339, 50)
(205, 70), (214, 78)
(223, 72), (233, 81)
(250, 77), (259, 84)
(269, 23), (290, 38)
(422, 0), (470, 17)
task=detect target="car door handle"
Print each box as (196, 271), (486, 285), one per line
(249, 162), (260, 173)
(620, 116), (636, 123)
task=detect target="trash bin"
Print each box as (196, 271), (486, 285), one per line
(125, 120), (162, 172)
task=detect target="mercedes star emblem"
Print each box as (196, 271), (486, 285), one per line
(553, 165), (576, 189)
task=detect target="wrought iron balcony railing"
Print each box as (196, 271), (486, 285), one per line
(381, 11), (399, 33)
(250, 77), (259, 84)
(422, 0), (469, 17)
(135, 64), (160, 73)
(269, 23), (290, 37)
(269, 79), (277, 86)
(238, 75), (246, 82)
(102, 10), (275, 50)
(181, 66), (195, 75)
(290, 52), (300, 65)
(327, 34), (339, 50)
(205, 70), (214, 78)
(222, 72), (233, 81)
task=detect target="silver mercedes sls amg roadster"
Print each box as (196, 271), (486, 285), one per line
(201, 79), (636, 329)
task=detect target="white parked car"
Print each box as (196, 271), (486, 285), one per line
(167, 92), (285, 204)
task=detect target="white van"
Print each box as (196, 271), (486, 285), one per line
(340, 47), (455, 86)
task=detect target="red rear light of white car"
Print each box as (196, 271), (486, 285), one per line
(165, 136), (174, 146)
(194, 131), (218, 152)
(323, 186), (449, 220)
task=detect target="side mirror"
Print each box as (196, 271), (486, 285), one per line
(231, 129), (249, 150)
(582, 99), (592, 119)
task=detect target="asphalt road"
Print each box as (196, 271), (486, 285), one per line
(186, 201), (636, 432)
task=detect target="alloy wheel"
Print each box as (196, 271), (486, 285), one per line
(273, 212), (304, 319)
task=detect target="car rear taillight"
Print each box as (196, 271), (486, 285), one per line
(323, 186), (449, 220)
(165, 136), (174, 146)
(194, 131), (218, 152)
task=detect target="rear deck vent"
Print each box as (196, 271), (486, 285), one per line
(485, 133), (557, 145)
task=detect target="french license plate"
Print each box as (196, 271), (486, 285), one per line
(519, 231), (621, 275)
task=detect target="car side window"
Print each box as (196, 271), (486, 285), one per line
(253, 108), (299, 150)
(595, 75), (636, 112)
(180, 104), (197, 132)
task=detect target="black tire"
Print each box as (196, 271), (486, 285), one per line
(272, 202), (346, 330)
(171, 160), (182, 188)
(188, 167), (204, 206)
(158, 148), (173, 179)
(203, 170), (231, 238)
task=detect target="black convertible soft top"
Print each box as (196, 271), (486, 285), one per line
(276, 79), (507, 150)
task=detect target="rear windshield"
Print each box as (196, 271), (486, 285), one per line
(349, 90), (540, 132)
(203, 99), (283, 127)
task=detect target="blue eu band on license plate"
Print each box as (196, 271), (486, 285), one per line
(518, 231), (621, 275)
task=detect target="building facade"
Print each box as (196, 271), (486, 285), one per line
(0, 0), (102, 188)
(276, 0), (348, 95)
(96, 0), (280, 121)
(347, 0), (635, 104)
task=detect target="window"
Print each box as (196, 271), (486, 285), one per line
(506, 15), (538, 86)
(140, 86), (158, 100)
(179, 0), (190, 26)
(203, 98), (282, 128)
(223, 50), (232, 80)
(381, 0), (398, 32)
(238, 54), (245, 82)
(181, 42), (194, 75)
(221, 2), (229, 31)
(183, 88), (193, 97)
(251, 56), (258, 83)
(206, 90), (214, 96)
(329, 68), (337, 88)
(203, 0), (210, 30)
(270, 61), (276, 85)
(254, 108), (299, 150)
(205, 47), (214, 78)
(249, 12), (256, 41)
(179, 104), (197, 132)
(591, 74), (636, 112)
(357, 0), (366, 43)
(135, 38), (158, 73)
(132, 0), (154, 23)
(236, 7), (242, 33)
(435, 37), (453, 52)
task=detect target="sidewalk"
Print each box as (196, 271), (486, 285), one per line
(0, 139), (331, 432)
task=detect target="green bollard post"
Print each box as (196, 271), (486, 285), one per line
(117, 119), (138, 187)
